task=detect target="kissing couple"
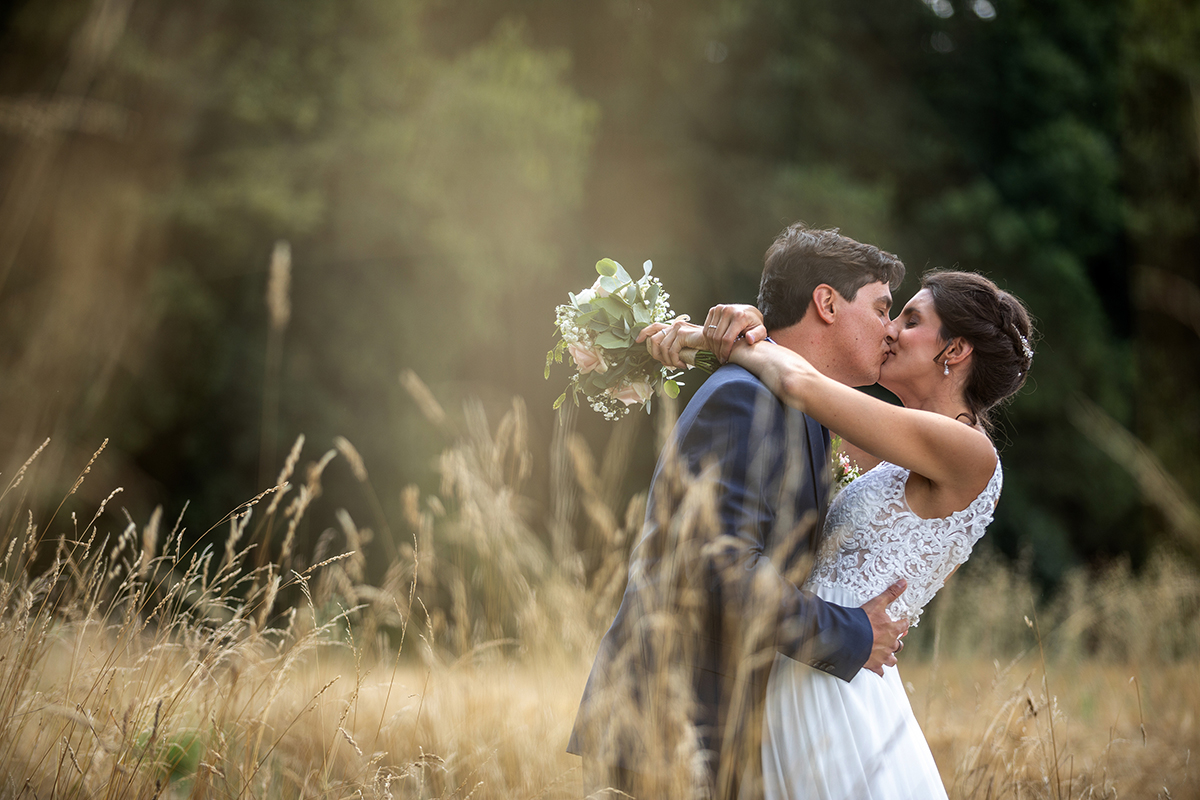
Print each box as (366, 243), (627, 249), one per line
(568, 223), (1035, 800)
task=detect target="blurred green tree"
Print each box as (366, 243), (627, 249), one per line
(0, 0), (596, 562)
(3, 0), (1196, 586)
(429, 0), (1142, 580)
(1122, 0), (1200, 539)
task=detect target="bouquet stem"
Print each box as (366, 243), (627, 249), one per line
(679, 347), (720, 373)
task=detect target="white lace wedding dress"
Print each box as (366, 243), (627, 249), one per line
(762, 456), (1003, 800)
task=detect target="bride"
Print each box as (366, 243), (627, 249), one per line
(642, 269), (1034, 799)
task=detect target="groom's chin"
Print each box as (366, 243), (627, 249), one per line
(853, 369), (881, 389)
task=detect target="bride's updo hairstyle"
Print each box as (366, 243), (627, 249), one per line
(922, 270), (1035, 431)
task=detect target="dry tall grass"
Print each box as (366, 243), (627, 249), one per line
(1, 403), (1197, 799)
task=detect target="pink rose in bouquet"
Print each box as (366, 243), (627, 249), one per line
(611, 379), (654, 407)
(568, 342), (608, 374)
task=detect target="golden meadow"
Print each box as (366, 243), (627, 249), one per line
(1, 387), (1198, 800)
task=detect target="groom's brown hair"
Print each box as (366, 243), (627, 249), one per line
(758, 223), (905, 331)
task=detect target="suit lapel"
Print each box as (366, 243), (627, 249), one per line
(805, 415), (831, 553)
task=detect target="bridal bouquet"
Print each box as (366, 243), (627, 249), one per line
(546, 258), (717, 419)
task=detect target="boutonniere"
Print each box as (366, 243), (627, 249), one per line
(830, 435), (862, 491)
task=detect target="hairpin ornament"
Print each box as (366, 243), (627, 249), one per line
(1018, 334), (1033, 362)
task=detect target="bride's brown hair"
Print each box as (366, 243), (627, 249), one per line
(923, 270), (1035, 431)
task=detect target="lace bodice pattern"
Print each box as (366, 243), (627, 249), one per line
(806, 456), (1002, 626)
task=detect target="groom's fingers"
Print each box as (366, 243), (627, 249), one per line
(863, 579), (907, 611)
(861, 579), (909, 676)
(881, 579), (907, 605)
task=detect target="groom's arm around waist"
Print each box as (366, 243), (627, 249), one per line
(676, 367), (871, 681)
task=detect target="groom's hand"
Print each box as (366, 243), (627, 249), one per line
(861, 579), (909, 676)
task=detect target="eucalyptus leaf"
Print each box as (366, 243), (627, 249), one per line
(598, 275), (622, 295)
(612, 261), (633, 285)
(645, 282), (660, 310)
(595, 330), (630, 349)
(582, 372), (607, 394)
(643, 259), (653, 277)
(575, 309), (602, 326)
(664, 379), (680, 399)
(553, 392), (566, 409)
(596, 258), (619, 277)
(591, 295), (634, 323)
(590, 309), (615, 328)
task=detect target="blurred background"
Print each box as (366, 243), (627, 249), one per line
(0, 0), (1197, 589)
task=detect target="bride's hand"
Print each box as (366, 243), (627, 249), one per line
(703, 304), (767, 362)
(636, 316), (704, 369)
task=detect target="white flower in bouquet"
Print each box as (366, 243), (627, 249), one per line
(546, 258), (717, 420)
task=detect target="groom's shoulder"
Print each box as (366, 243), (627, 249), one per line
(697, 363), (763, 393)
(670, 364), (789, 460)
(692, 363), (767, 399)
(680, 364), (773, 420)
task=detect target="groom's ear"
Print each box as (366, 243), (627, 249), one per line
(812, 284), (838, 324)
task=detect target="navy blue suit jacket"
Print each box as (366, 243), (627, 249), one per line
(568, 364), (873, 791)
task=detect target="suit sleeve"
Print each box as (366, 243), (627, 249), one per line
(677, 375), (872, 682)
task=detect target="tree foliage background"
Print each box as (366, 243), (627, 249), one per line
(0, 0), (1197, 587)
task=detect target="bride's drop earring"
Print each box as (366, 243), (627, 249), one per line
(943, 360), (950, 376)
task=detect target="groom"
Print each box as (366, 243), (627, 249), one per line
(568, 224), (911, 799)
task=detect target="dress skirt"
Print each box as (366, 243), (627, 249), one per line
(760, 584), (949, 800)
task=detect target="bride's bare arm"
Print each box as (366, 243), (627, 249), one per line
(732, 340), (996, 491)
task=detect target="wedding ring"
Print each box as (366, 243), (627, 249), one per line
(707, 324), (718, 329)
